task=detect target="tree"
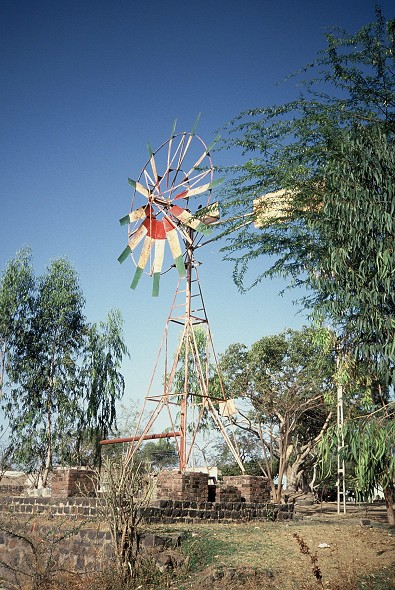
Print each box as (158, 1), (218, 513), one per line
(219, 9), (395, 377)
(312, 124), (395, 382)
(0, 249), (128, 482)
(0, 247), (35, 398)
(320, 406), (395, 526)
(0, 250), (86, 485)
(90, 456), (153, 583)
(219, 327), (335, 502)
(76, 309), (129, 468)
(218, 9), (395, 512)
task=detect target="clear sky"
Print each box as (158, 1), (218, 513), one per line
(1, 0), (393, 411)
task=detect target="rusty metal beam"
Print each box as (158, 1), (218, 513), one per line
(100, 431), (181, 446)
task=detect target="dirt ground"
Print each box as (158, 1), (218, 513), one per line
(154, 501), (395, 590)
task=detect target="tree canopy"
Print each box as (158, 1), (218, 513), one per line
(0, 248), (129, 483)
(312, 124), (395, 382)
(219, 8), (395, 382)
(219, 327), (336, 501)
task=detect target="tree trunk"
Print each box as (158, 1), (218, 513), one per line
(42, 444), (51, 488)
(42, 388), (52, 488)
(285, 463), (310, 494)
(383, 486), (395, 528)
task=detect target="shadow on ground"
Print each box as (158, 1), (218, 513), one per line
(294, 500), (390, 525)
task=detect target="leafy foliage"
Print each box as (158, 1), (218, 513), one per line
(219, 327), (336, 500)
(312, 124), (395, 381)
(1, 250), (86, 483)
(319, 406), (395, 525)
(218, 11), (395, 511)
(0, 248), (128, 480)
(220, 10), (395, 271)
(219, 9), (395, 380)
(78, 309), (129, 466)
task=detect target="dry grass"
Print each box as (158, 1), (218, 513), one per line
(148, 502), (395, 590)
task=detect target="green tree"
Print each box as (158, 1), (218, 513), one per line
(320, 407), (395, 526)
(0, 251), (86, 485)
(0, 249), (128, 482)
(0, 247), (35, 397)
(76, 309), (129, 468)
(218, 9), (395, 512)
(219, 327), (336, 502)
(312, 124), (395, 382)
(219, 9), (395, 377)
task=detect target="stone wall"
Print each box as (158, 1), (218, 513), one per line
(0, 495), (293, 523)
(142, 499), (293, 523)
(221, 475), (271, 503)
(0, 524), (113, 588)
(0, 495), (100, 518)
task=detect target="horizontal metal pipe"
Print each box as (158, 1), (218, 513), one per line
(99, 431), (182, 446)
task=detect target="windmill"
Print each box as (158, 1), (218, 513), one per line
(101, 118), (244, 473)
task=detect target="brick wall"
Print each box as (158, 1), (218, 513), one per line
(155, 472), (271, 504)
(156, 471), (209, 502)
(217, 484), (242, 502)
(51, 468), (97, 498)
(222, 475), (270, 503)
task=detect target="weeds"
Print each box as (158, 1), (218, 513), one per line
(293, 533), (324, 588)
(93, 456), (154, 584)
(0, 515), (89, 590)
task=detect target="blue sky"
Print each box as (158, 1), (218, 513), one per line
(1, 0), (392, 411)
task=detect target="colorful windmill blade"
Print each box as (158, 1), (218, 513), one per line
(173, 177), (224, 201)
(152, 220), (166, 297)
(119, 213), (187, 296)
(163, 218), (186, 278)
(169, 205), (213, 235)
(127, 178), (151, 199)
(117, 217), (152, 264)
(119, 204), (153, 226)
(119, 124), (221, 295)
(130, 234), (154, 290)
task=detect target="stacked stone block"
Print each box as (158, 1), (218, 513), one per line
(0, 495), (100, 517)
(222, 475), (270, 503)
(0, 525), (113, 587)
(51, 468), (96, 498)
(141, 499), (293, 523)
(156, 470), (209, 502)
(0, 482), (25, 496)
(0, 494), (293, 522)
(217, 484), (242, 503)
